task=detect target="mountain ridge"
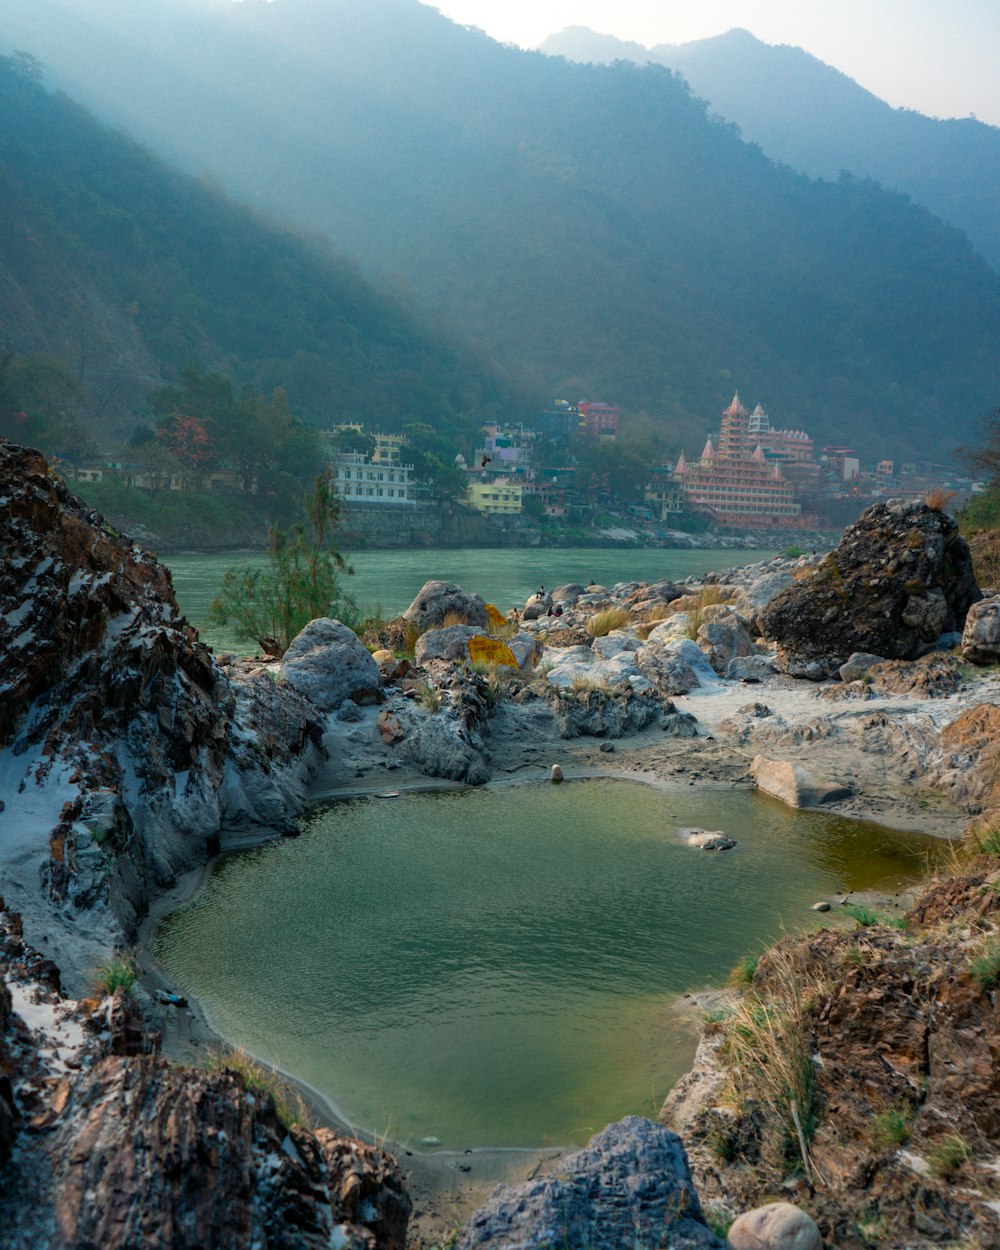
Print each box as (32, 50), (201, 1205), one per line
(2, 0), (1000, 462)
(541, 25), (1000, 271)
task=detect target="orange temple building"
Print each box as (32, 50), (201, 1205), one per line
(675, 393), (803, 526)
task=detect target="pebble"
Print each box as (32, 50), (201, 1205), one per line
(811, 901), (831, 913)
(551, 764), (564, 784)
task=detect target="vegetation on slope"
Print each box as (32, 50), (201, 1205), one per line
(3, 0), (1000, 460)
(0, 50), (530, 446)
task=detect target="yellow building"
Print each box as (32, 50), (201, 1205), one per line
(465, 480), (523, 515)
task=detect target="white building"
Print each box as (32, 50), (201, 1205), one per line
(330, 450), (418, 505)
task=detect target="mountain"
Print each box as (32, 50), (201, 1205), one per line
(0, 49), (522, 444)
(3, 0), (1000, 462)
(542, 26), (1000, 272)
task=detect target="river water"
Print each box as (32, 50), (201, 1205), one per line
(165, 546), (779, 652)
(153, 778), (943, 1151)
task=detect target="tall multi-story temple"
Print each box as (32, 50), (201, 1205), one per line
(675, 392), (804, 526)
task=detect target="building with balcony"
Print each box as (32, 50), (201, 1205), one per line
(329, 449), (417, 505)
(675, 393), (803, 527)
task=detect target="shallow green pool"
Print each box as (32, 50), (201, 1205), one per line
(153, 779), (944, 1150)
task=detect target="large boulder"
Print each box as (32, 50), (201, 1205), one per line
(635, 644), (702, 695)
(696, 617), (755, 675)
(757, 500), (980, 678)
(961, 595), (1000, 665)
(402, 580), (487, 629)
(456, 1117), (724, 1250)
(749, 755), (852, 808)
(734, 570), (796, 626)
(413, 624), (484, 664)
(281, 618), (380, 711)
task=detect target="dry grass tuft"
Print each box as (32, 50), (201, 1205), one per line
(924, 488), (957, 513)
(586, 607), (631, 638)
(442, 610), (471, 628)
(719, 946), (819, 1180)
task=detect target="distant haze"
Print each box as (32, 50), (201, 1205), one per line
(431, 0), (1000, 127)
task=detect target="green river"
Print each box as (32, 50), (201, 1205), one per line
(164, 546), (779, 652)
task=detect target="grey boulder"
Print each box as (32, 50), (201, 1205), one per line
(281, 619), (379, 712)
(403, 580), (488, 629)
(962, 595), (1000, 665)
(414, 625), (484, 664)
(456, 1116), (724, 1250)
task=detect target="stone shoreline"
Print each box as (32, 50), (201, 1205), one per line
(3, 455), (999, 1250)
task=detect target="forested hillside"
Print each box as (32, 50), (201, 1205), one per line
(0, 50), (524, 445)
(3, 0), (1000, 460)
(542, 26), (1000, 272)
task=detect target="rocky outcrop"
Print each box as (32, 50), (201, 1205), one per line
(0, 913), (409, 1250)
(550, 687), (697, 740)
(402, 580), (487, 629)
(281, 618), (380, 710)
(662, 869), (1000, 1250)
(758, 500), (980, 678)
(455, 1117), (724, 1250)
(0, 442), (325, 980)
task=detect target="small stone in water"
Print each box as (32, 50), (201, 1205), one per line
(811, 901), (831, 912)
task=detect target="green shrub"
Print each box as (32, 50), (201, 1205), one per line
(871, 1106), (913, 1149)
(720, 959), (818, 1177)
(973, 828), (1000, 856)
(844, 903), (905, 930)
(728, 951), (759, 987)
(781, 545), (803, 559)
(926, 1134), (970, 1179)
(415, 681), (441, 712)
(969, 937), (1000, 988)
(209, 470), (355, 656)
(94, 955), (139, 997)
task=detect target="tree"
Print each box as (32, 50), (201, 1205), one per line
(208, 469), (356, 656)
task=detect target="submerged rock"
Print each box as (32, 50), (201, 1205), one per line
(685, 830), (737, 851)
(456, 1117), (724, 1250)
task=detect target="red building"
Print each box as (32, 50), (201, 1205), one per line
(577, 402), (619, 440)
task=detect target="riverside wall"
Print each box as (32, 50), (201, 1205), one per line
(339, 502), (537, 548)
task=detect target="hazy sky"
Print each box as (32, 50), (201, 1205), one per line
(430, 0), (1000, 126)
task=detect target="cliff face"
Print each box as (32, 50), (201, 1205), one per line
(0, 911), (410, 1250)
(0, 440), (324, 983)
